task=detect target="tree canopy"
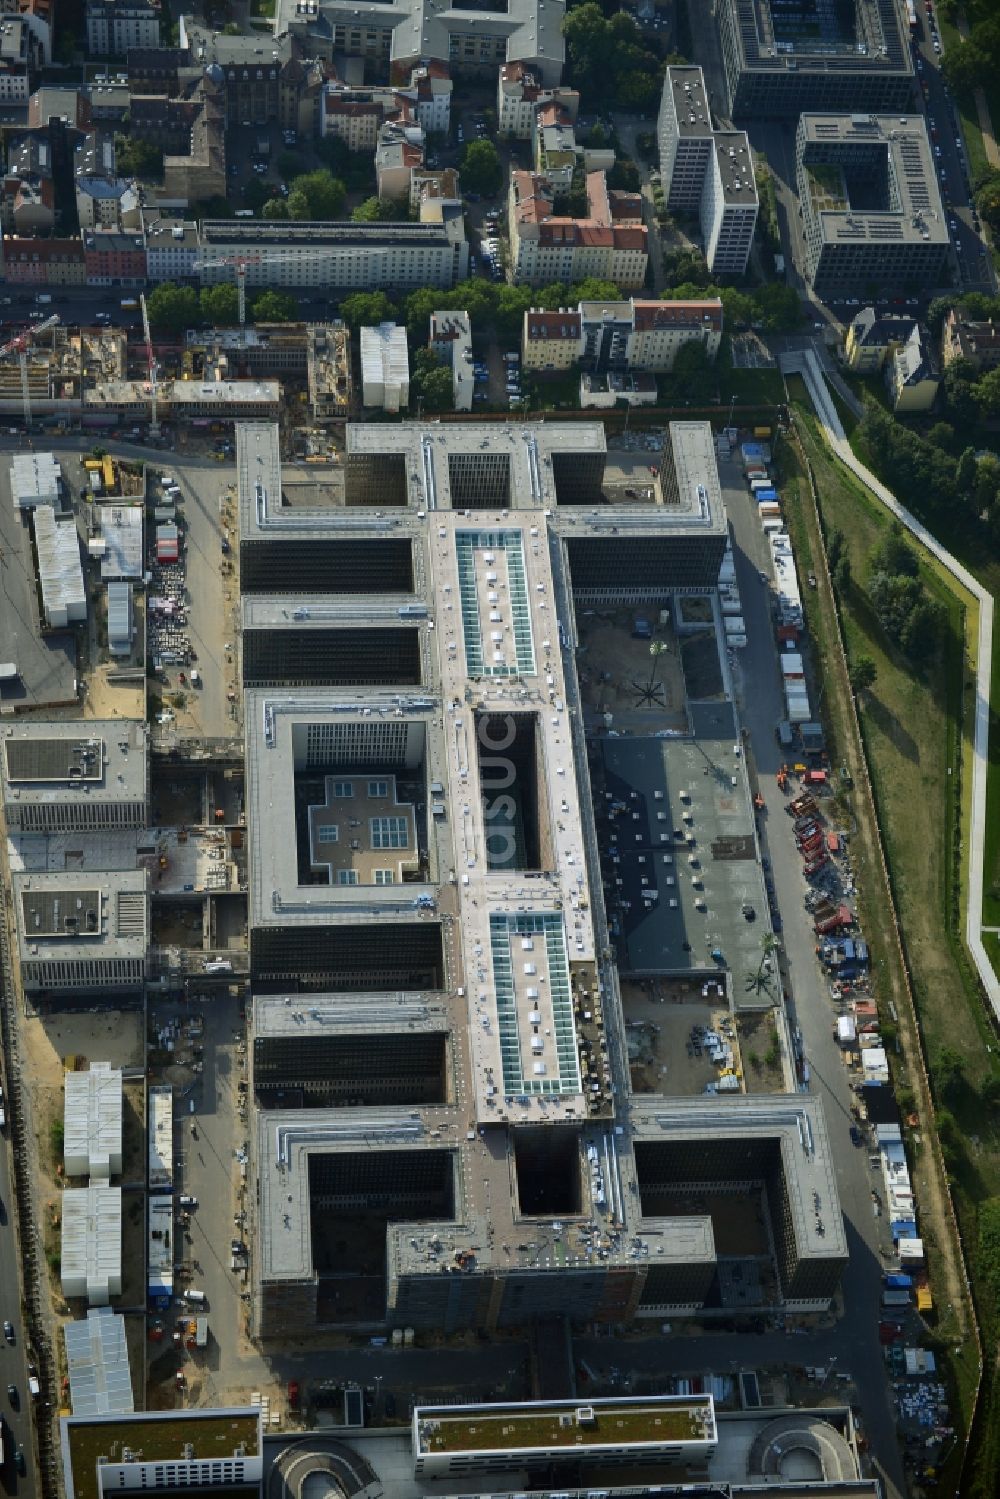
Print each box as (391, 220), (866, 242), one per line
(251, 290), (299, 323)
(460, 139), (503, 196)
(410, 347), (454, 411)
(145, 283), (199, 333)
(287, 169), (346, 220)
(562, 4), (663, 111)
(340, 291), (398, 329)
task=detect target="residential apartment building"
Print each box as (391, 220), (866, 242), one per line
(886, 323), (939, 413)
(521, 307), (582, 371)
(0, 175), (54, 234)
(0, 16), (34, 102)
(198, 213), (468, 293)
(322, 91), (383, 151)
(657, 67), (758, 277)
(509, 170), (647, 290)
(76, 179), (140, 231)
(497, 61), (578, 140)
(718, 0), (913, 118)
(795, 114), (949, 292)
(376, 115), (425, 202)
(843, 308), (918, 374)
(524, 298), (723, 374)
(83, 230), (147, 286)
(279, 0), (565, 86)
(143, 218), (200, 280)
(0, 0), (51, 67)
(429, 309), (473, 411)
(0, 236), (87, 285)
(941, 307), (1000, 372)
(86, 0), (161, 57)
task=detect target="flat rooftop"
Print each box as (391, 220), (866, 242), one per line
(663, 66), (712, 136)
(252, 991), (450, 1038)
(728, 0), (910, 73)
(713, 133), (758, 206)
(414, 1395), (716, 1455)
(798, 114), (949, 247)
(1, 720), (146, 804)
(632, 1094), (850, 1265)
(599, 702), (773, 994)
(13, 869), (148, 958)
(62, 1410), (261, 1499)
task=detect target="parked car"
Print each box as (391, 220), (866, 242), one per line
(3, 1321), (13, 1345)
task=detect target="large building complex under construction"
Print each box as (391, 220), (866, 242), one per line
(240, 419), (848, 1338)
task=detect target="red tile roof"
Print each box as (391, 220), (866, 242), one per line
(525, 310), (581, 339)
(632, 298), (723, 332)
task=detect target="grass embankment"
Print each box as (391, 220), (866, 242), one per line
(778, 386), (986, 1491)
(937, 11), (993, 188)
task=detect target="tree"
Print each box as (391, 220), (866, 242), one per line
(937, 1045), (967, 1107)
(662, 340), (715, 404)
(114, 135), (163, 179)
(744, 931), (778, 999)
(288, 169), (346, 220)
(199, 283), (239, 325)
(925, 420), (956, 452)
(956, 445), (978, 499)
(316, 135), (373, 193)
(608, 158), (640, 193)
(848, 655), (877, 695)
(286, 189), (311, 220)
(461, 139), (503, 196)
(753, 281), (802, 332)
(869, 522), (918, 580)
(340, 291), (398, 329)
(352, 195), (407, 222)
(831, 552), (852, 595)
(261, 198), (290, 220)
(241, 178), (272, 212)
(979, 1197), (1000, 1305)
(974, 364), (1000, 418)
(145, 282), (199, 333)
(251, 290), (299, 323)
(943, 356), (979, 425)
(410, 348), (454, 411)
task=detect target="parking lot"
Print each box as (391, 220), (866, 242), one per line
(0, 452), (78, 710)
(147, 459), (240, 740)
(147, 991), (255, 1409)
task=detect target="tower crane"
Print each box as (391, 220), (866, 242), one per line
(139, 291), (160, 437)
(0, 313), (60, 430)
(192, 246), (357, 337)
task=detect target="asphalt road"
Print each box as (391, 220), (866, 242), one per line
(0, 1115), (40, 1499)
(721, 455), (905, 1497)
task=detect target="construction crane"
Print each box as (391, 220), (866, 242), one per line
(193, 254), (264, 332)
(193, 253), (338, 341)
(139, 291), (160, 437)
(0, 313), (60, 430)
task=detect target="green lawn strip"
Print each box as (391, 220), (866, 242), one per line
(782, 392), (986, 1436)
(938, 12), (992, 186)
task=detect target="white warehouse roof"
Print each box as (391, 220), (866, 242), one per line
(10, 451), (60, 510)
(98, 505), (143, 580)
(64, 1064), (123, 1181)
(64, 1306), (134, 1417)
(61, 1184), (122, 1306)
(33, 506), (86, 629)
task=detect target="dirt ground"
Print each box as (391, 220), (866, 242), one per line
(83, 665), (145, 721)
(577, 611), (688, 731)
(736, 1010), (786, 1094)
(620, 979), (741, 1095)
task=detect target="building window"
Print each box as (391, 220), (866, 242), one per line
(316, 824), (339, 844)
(373, 868), (395, 884)
(332, 780), (353, 797)
(337, 868), (359, 885)
(371, 816), (409, 849)
(368, 779), (388, 797)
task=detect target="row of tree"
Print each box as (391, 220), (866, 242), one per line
(562, 4), (667, 113)
(337, 275), (626, 342)
(145, 283), (299, 333)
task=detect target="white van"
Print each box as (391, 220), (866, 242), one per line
(185, 1289), (207, 1305)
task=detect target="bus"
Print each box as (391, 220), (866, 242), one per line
(120, 297), (139, 311)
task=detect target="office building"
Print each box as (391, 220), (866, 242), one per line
(795, 114), (949, 292)
(198, 214), (468, 293)
(429, 310), (473, 411)
(60, 1409), (263, 1499)
(413, 1396), (718, 1477)
(12, 869), (149, 994)
(718, 0), (913, 118)
(360, 323), (410, 412)
(0, 719), (147, 830)
(657, 67), (757, 276)
(234, 418), (844, 1341)
(279, 0), (565, 87)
